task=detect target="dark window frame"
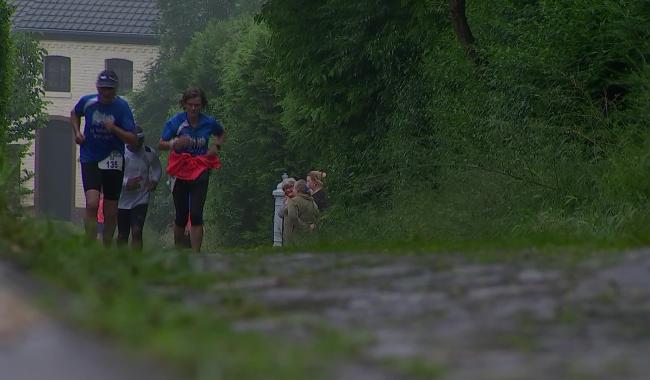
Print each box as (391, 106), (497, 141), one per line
(44, 55), (71, 92)
(105, 58), (134, 93)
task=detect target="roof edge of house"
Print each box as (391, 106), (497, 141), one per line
(12, 27), (159, 45)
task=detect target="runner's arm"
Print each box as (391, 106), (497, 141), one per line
(70, 109), (84, 144)
(207, 132), (225, 156)
(158, 138), (173, 151)
(158, 136), (191, 152)
(104, 121), (137, 146)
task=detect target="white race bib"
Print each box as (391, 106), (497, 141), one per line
(98, 151), (123, 171)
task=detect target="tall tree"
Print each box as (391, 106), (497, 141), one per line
(449, 0), (479, 64)
(135, 0), (263, 144)
(260, 0), (445, 203)
(156, 0), (264, 54)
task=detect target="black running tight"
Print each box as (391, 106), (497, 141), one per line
(172, 170), (209, 226)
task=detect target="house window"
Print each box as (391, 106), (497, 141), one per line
(44, 56), (71, 92)
(105, 59), (133, 93)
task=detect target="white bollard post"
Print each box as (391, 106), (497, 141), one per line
(273, 173), (288, 246)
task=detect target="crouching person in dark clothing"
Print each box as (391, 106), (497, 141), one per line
(283, 179), (319, 245)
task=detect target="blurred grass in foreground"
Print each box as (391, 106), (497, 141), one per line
(0, 215), (360, 380)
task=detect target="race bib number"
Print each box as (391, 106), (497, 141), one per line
(98, 151), (123, 171)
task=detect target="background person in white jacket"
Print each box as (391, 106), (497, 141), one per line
(117, 126), (162, 250)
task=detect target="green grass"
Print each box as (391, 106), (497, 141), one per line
(271, 232), (627, 269)
(0, 216), (361, 380)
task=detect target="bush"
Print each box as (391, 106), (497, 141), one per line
(0, 0), (12, 144)
(136, 0), (650, 249)
(262, 0), (650, 246)
(0, 0), (14, 213)
(202, 19), (288, 246)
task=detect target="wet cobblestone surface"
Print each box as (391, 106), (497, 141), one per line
(3, 249), (650, 380)
(191, 250), (650, 380)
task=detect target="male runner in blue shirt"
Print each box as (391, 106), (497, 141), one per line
(70, 69), (137, 245)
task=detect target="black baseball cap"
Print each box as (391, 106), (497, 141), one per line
(96, 69), (119, 88)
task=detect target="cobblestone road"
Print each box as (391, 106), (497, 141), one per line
(188, 249), (650, 380)
(3, 249), (650, 380)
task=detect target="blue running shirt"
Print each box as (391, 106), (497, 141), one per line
(74, 95), (136, 163)
(161, 112), (224, 156)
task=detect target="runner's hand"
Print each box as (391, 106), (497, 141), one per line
(174, 136), (192, 150)
(74, 130), (85, 144)
(145, 181), (158, 192)
(126, 176), (142, 190)
(103, 121), (117, 133)
(206, 145), (219, 157)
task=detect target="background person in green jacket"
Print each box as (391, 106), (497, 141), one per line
(283, 179), (319, 245)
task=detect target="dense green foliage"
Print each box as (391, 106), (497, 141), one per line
(155, 0), (263, 53)
(0, 0), (12, 144)
(0, 0), (14, 212)
(2, 31), (48, 207)
(135, 0), (264, 139)
(132, 0), (650, 249)
(261, 0), (446, 202)
(199, 20), (287, 246)
(264, 0), (650, 246)
(7, 32), (48, 142)
(1, 29), (48, 207)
